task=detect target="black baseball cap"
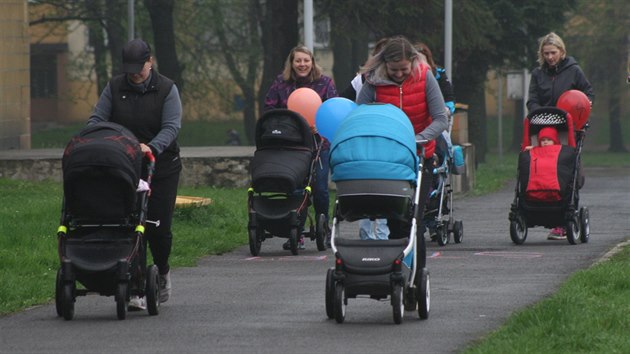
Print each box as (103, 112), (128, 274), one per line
(122, 39), (151, 74)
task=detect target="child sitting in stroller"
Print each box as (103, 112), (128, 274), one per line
(524, 126), (565, 240)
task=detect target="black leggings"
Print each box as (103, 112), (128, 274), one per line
(145, 155), (181, 275)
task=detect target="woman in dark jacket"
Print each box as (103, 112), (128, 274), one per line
(526, 32), (593, 241)
(527, 32), (593, 112)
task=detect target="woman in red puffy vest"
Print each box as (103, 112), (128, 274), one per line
(355, 35), (448, 259)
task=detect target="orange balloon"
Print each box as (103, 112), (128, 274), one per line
(287, 88), (322, 127)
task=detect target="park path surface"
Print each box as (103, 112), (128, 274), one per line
(1, 167), (628, 354)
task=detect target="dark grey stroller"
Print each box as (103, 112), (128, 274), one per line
(247, 109), (328, 256)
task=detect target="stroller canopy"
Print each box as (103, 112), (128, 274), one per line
(330, 103), (419, 183)
(62, 122), (143, 219)
(250, 109), (315, 194)
(255, 109), (314, 151)
(63, 122), (142, 187)
(522, 107), (576, 149)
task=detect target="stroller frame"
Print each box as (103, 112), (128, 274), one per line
(247, 109), (329, 256)
(326, 143), (430, 324)
(425, 113), (463, 246)
(55, 122), (159, 320)
(509, 107), (590, 245)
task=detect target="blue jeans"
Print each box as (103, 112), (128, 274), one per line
(359, 218), (390, 240)
(313, 146), (330, 221)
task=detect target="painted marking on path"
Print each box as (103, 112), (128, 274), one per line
(245, 255), (328, 261)
(428, 251), (465, 259)
(474, 251), (543, 259)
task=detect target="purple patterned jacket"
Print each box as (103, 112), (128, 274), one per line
(263, 74), (338, 149)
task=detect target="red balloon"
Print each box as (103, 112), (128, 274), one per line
(287, 88), (322, 127)
(556, 90), (591, 130)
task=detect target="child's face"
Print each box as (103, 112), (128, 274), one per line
(540, 138), (554, 146)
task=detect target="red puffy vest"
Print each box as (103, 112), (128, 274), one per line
(375, 63), (435, 158)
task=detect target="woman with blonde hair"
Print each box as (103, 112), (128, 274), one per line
(527, 32), (593, 112)
(356, 35), (448, 267)
(264, 45), (338, 250)
(526, 32), (593, 240)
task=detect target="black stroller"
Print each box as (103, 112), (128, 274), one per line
(247, 109), (327, 256)
(509, 107), (590, 245)
(55, 122), (158, 320)
(326, 104), (430, 324)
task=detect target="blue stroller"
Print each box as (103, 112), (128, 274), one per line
(326, 104), (430, 324)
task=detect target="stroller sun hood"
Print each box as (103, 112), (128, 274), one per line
(330, 104), (419, 183)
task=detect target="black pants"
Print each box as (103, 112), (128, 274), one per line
(145, 152), (181, 275)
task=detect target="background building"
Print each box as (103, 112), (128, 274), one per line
(0, 0), (30, 150)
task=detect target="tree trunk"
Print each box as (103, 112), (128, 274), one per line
(84, 1), (108, 92)
(329, 8), (368, 92)
(144, 0), (184, 91)
(607, 77), (627, 152)
(258, 0), (298, 118)
(468, 86), (487, 164)
(511, 99), (524, 152)
(105, 1), (126, 75)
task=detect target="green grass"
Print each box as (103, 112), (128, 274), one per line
(2, 149), (630, 351)
(0, 182), (248, 315)
(463, 245), (630, 353)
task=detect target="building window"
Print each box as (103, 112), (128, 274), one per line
(31, 54), (57, 98)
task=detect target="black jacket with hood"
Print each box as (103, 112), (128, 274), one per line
(527, 56), (594, 113)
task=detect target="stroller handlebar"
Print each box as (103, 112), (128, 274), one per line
(144, 150), (155, 163)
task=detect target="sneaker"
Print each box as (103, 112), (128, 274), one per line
(298, 235), (305, 250)
(282, 240), (291, 250)
(547, 227), (567, 240)
(128, 296), (146, 311)
(159, 272), (171, 303)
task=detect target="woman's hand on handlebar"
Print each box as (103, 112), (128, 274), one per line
(140, 143), (155, 161)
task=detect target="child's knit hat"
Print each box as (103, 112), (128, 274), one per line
(538, 126), (559, 145)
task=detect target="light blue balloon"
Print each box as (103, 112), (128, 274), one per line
(315, 97), (358, 140)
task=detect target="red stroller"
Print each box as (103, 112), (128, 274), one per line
(509, 106), (590, 245)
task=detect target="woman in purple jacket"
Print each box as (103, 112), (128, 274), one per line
(263, 45), (338, 250)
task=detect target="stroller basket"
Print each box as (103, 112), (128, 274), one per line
(335, 238), (408, 275)
(336, 180), (414, 222)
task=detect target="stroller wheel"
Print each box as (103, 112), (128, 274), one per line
(566, 217), (580, 245)
(334, 282), (346, 324)
(289, 227), (299, 256)
(61, 282), (75, 321)
(392, 284), (404, 324)
(417, 268), (430, 320)
(404, 284), (417, 312)
(453, 221), (463, 244)
(248, 226), (262, 256)
(325, 268), (334, 319)
(315, 214), (328, 252)
(436, 225), (449, 246)
(55, 269), (63, 317)
(146, 265), (160, 316)
(579, 207), (590, 243)
(509, 214), (528, 245)
(116, 283), (128, 320)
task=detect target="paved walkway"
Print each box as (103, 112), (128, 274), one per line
(1, 167), (628, 353)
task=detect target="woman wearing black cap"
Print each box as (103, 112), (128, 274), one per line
(88, 38), (182, 310)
